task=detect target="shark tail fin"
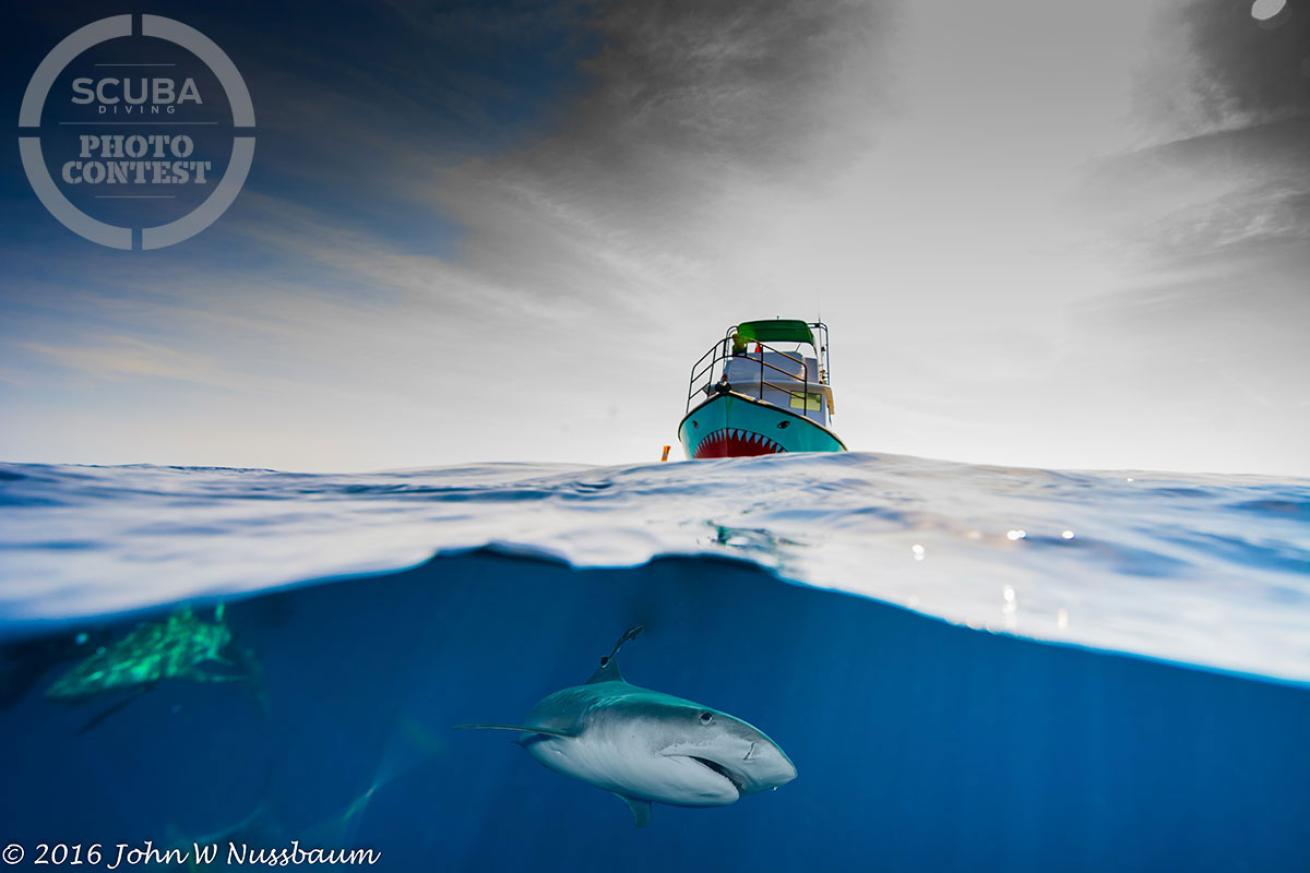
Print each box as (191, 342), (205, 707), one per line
(454, 723), (576, 739)
(614, 794), (652, 828)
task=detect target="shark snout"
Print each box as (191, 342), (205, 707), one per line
(665, 726), (797, 797)
(739, 736), (797, 792)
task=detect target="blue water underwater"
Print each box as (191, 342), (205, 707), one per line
(0, 454), (1307, 872)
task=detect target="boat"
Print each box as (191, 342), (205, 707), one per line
(678, 319), (847, 459)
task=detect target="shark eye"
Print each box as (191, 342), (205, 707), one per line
(699, 711), (714, 725)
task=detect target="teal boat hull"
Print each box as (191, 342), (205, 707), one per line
(678, 392), (846, 459)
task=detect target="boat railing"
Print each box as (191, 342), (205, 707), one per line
(685, 337), (822, 414)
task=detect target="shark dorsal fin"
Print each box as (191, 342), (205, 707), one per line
(587, 625), (643, 684)
(587, 657), (624, 684)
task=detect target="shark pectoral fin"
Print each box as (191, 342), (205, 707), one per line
(454, 723), (577, 739)
(614, 794), (652, 828)
(76, 681), (157, 735)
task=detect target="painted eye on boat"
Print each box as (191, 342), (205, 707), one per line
(699, 712), (714, 725)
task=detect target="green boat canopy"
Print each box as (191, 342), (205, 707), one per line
(735, 319), (814, 345)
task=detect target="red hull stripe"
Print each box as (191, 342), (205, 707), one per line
(693, 428), (785, 459)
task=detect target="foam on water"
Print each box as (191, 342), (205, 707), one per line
(0, 452), (1306, 681)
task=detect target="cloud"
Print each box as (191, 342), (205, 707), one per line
(1059, 0), (1310, 475)
(1084, 119), (1310, 269)
(1137, 0), (1310, 137)
(1081, 0), (1310, 271)
(424, 0), (897, 309)
(2, 0), (1305, 474)
(20, 336), (238, 388)
(160, 0), (904, 360)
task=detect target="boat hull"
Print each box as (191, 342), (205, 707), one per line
(677, 392), (846, 459)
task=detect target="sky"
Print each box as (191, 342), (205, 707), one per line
(1, 0), (1307, 475)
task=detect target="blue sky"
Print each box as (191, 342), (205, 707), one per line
(1, 0), (1308, 475)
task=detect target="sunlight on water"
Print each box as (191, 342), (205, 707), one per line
(0, 453), (1307, 681)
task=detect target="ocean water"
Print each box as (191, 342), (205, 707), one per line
(0, 453), (1307, 872)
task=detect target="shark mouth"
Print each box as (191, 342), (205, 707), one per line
(688, 756), (745, 794)
(694, 429), (785, 459)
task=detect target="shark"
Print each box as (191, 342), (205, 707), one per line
(46, 605), (244, 700)
(45, 604), (262, 732)
(459, 626), (797, 827)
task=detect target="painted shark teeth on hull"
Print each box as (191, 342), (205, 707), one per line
(693, 428), (784, 459)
